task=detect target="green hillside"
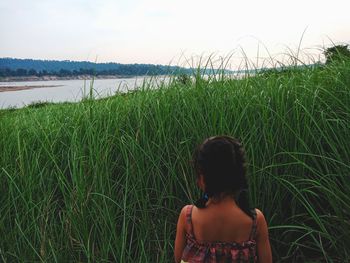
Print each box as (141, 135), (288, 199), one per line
(0, 59), (349, 262)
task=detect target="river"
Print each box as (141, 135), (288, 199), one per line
(0, 76), (168, 109)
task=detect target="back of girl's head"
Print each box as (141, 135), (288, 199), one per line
(193, 136), (253, 217)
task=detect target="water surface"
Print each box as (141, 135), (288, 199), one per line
(0, 76), (165, 109)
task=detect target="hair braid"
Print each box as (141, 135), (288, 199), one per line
(193, 136), (253, 218)
(230, 138), (253, 218)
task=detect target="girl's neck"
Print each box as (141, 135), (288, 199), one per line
(207, 194), (238, 207)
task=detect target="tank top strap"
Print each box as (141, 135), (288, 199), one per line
(248, 208), (258, 240)
(185, 205), (194, 236)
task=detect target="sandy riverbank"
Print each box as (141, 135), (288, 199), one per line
(0, 85), (63, 92)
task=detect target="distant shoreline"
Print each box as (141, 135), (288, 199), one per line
(0, 75), (138, 83)
(0, 84), (64, 92)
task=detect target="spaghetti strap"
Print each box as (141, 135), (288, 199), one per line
(185, 205), (194, 236)
(181, 206), (258, 262)
(248, 209), (258, 240)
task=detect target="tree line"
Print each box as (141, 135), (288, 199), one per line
(0, 58), (189, 78)
(1, 45), (348, 78)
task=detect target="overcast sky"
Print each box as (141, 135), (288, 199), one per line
(0, 0), (349, 67)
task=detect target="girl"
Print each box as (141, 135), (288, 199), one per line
(175, 136), (272, 263)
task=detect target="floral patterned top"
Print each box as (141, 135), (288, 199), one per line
(181, 205), (258, 263)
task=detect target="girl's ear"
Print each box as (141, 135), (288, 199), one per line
(197, 174), (205, 191)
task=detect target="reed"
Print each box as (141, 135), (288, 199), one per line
(0, 56), (349, 262)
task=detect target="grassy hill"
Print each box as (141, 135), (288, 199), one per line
(0, 59), (349, 262)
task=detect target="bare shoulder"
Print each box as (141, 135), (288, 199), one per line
(177, 205), (192, 233)
(255, 208), (265, 220)
(253, 208), (272, 262)
(254, 208), (269, 238)
(179, 205), (191, 222)
(175, 205), (192, 263)
(180, 205), (192, 215)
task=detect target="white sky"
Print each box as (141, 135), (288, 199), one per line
(0, 0), (349, 68)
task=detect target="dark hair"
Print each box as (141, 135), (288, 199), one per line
(193, 136), (253, 218)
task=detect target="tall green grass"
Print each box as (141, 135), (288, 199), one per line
(0, 57), (349, 262)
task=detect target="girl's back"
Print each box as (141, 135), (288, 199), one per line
(191, 197), (253, 243)
(180, 203), (258, 263)
(174, 136), (272, 263)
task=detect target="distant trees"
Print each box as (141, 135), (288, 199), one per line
(324, 45), (350, 64)
(16, 68), (27, 76)
(0, 58), (187, 78)
(28, 69), (37, 75)
(0, 68), (96, 77)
